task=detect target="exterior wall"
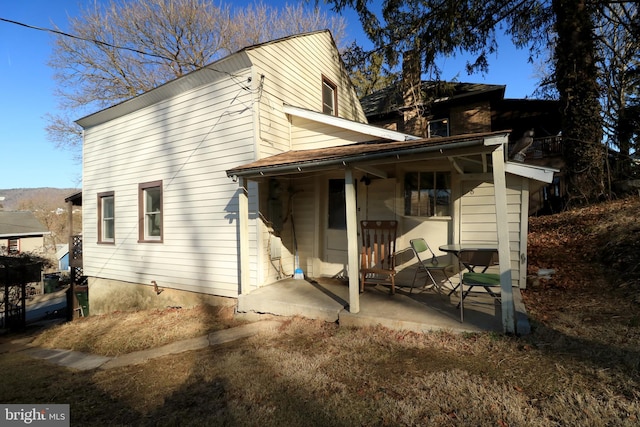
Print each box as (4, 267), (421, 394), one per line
(82, 68), (259, 299)
(288, 117), (387, 150)
(457, 175), (525, 287)
(449, 101), (492, 135)
(3, 236), (46, 254)
(247, 31), (367, 156)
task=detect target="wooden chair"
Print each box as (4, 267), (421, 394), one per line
(360, 220), (398, 294)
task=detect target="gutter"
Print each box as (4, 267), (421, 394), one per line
(227, 137), (499, 179)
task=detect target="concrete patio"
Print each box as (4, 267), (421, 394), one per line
(236, 273), (528, 334)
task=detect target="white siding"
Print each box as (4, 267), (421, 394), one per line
(459, 177), (524, 286)
(82, 70), (259, 298)
(288, 117), (381, 150)
(247, 31), (366, 157)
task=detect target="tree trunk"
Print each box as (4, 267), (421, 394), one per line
(553, 0), (606, 205)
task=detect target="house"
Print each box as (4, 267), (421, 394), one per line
(76, 31), (556, 333)
(0, 211), (50, 255)
(361, 81), (565, 213)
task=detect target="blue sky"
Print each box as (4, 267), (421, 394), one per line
(1, 1), (541, 189)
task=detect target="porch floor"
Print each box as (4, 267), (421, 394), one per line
(237, 276), (507, 334)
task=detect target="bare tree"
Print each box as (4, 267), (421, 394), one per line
(596, 2), (639, 177)
(47, 0), (348, 153)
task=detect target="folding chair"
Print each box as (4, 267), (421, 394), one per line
(409, 238), (456, 295)
(458, 249), (501, 321)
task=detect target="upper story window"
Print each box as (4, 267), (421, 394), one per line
(404, 172), (451, 217)
(322, 76), (337, 116)
(428, 118), (449, 138)
(139, 180), (163, 242)
(98, 191), (115, 243)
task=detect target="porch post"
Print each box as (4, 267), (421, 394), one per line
(344, 168), (360, 313)
(491, 146), (515, 333)
(238, 177), (250, 295)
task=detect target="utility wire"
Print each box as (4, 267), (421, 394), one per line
(0, 17), (246, 80)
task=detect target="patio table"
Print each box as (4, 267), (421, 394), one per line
(439, 244), (500, 322)
(438, 244), (498, 272)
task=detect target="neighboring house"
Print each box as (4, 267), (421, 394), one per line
(76, 31), (556, 333)
(361, 81), (565, 213)
(56, 244), (70, 272)
(0, 211), (50, 255)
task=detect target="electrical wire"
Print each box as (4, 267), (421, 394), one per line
(0, 17), (247, 81)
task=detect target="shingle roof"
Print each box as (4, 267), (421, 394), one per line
(360, 81), (506, 117)
(226, 130), (509, 178)
(0, 211), (50, 237)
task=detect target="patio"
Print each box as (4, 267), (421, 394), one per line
(236, 271), (530, 334)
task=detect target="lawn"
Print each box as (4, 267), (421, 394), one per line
(1, 197), (639, 426)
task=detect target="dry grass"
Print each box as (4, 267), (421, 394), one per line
(2, 196), (640, 426)
(29, 304), (245, 356)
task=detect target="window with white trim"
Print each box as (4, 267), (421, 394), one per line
(139, 181), (163, 242)
(98, 191), (115, 243)
(404, 172), (451, 217)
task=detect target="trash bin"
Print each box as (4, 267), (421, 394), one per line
(75, 286), (89, 317)
(43, 273), (60, 294)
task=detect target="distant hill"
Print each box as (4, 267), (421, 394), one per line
(0, 188), (80, 211)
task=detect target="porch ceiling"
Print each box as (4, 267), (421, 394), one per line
(226, 131), (509, 179)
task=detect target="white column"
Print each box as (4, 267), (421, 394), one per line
(345, 169), (360, 313)
(491, 146), (515, 334)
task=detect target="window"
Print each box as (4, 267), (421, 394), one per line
(8, 239), (19, 254)
(404, 172), (451, 217)
(139, 181), (163, 242)
(428, 118), (449, 138)
(98, 191), (115, 243)
(328, 179), (346, 230)
(322, 76), (337, 116)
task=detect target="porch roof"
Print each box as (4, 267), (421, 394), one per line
(226, 130), (510, 179)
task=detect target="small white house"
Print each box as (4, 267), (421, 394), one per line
(76, 31), (555, 333)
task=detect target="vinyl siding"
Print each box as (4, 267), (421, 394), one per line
(288, 117), (381, 150)
(247, 31), (366, 157)
(82, 70), (259, 298)
(459, 177), (524, 286)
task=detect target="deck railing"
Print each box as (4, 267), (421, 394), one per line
(522, 135), (563, 159)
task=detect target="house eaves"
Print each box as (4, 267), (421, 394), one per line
(283, 105), (420, 142)
(76, 31), (337, 130)
(76, 52), (253, 129)
(226, 131), (509, 179)
(505, 161), (558, 184)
